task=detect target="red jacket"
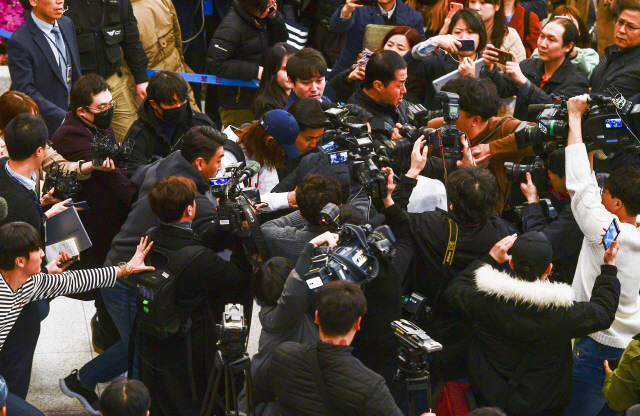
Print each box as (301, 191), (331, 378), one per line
(509, 2), (541, 57)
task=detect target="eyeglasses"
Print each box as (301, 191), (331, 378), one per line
(85, 100), (117, 113)
(615, 18), (640, 31)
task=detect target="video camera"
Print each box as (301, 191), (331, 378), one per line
(91, 133), (135, 169)
(42, 161), (81, 200)
(210, 161), (261, 233)
(304, 205), (396, 291)
(216, 304), (248, 360)
(399, 92), (465, 160)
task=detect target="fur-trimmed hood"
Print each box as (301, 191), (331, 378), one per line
(474, 264), (575, 309)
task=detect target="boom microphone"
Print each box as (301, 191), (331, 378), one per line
(0, 197), (7, 221)
(235, 161), (261, 184)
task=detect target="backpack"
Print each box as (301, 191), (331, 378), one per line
(136, 244), (208, 339)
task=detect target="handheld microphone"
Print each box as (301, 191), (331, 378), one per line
(235, 161), (261, 185)
(0, 197), (7, 221)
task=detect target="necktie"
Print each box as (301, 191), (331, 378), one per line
(50, 25), (69, 88)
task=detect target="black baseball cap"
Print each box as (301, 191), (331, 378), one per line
(511, 232), (553, 279)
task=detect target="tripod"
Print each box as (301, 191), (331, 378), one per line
(200, 347), (254, 416)
(394, 344), (432, 416)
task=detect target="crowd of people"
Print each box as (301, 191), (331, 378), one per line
(1, 0), (640, 415)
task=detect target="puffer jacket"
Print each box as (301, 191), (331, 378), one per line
(254, 341), (403, 416)
(206, 0), (288, 109)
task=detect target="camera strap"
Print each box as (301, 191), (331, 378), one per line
(306, 343), (344, 416)
(477, 118), (509, 146)
(432, 218), (459, 310)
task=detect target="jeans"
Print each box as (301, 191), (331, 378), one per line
(78, 279), (137, 390)
(564, 337), (623, 416)
(6, 392), (45, 416)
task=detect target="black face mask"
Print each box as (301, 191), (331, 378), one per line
(160, 102), (188, 124)
(85, 106), (114, 130)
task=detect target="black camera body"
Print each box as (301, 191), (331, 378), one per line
(91, 134), (134, 169)
(211, 162), (261, 233)
(42, 161), (81, 200)
(216, 304), (248, 360)
(304, 223), (396, 291)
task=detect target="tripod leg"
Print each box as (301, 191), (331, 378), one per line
(245, 369), (254, 416)
(200, 365), (223, 416)
(230, 371), (239, 416)
(225, 367), (231, 415)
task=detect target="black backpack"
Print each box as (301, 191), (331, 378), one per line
(136, 244), (208, 339)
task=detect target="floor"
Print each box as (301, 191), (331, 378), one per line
(28, 297), (262, 415)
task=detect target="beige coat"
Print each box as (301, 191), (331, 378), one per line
(499, 27), (527, 63)
(38, 144), (91, 196)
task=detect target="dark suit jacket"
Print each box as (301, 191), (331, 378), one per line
(7, 14), (82, 137)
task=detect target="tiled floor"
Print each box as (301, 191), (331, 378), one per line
(28, 297), (262, 415)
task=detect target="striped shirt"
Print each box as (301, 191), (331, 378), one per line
(0, 267), (117, 351)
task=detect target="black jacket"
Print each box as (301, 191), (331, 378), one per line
(482, 57), (590, 121)
(105, 150), (223, 284)
(254, 341), (403, 416)
(138, 224), (250, 416)
(445, 256), (620, 416)
(522, 199), (583, 284)
(392, 174), (510, 381)
(347, 86), (410, 139)
(330, 68), (359, 104)
(591, 44), (640, 98)
(404, 50), (461, 110)
(126, 99), (214, 174)
(206, 0), (288, 110)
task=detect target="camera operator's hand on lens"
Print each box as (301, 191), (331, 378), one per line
(489, 234), (518, 263)
(457, 134), (476, 167)
(40, 188), (61, 206)
(348, 64), (366, 82)
(287, 188), (298, 208)
(45, 251), (79, 274)
(431, 35), (461, 55)
(45, 198), (72, 218)
(567, 94), (590, 117)
(342, 0), (363, 18)
(458, 56), (476, 77)
(482, 44), (500, 71)
(438, 10), (456, 35)
(310, 232), (340, 248)
(121, 236), (155, 277)
(505, 54), (527, 85)
(391, 123), (404, 141)
(407, 136), (428, 178)
(520, 172), (540, 203)
(603, 239), (619, 266)
(471, 143), (492, 168)
(93, 157), (116, 172)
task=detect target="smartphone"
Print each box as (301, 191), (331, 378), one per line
(458, 39), (475, 52)
(64, 201), (88, 209)
(492, 47), (513, 65)
(268, 5), (275, 13)
(608, 358), (620, 371)
(450, 2), (464, 12)
(358, 50), (373, 67)
(57, 255), (79, 268)
(329, 151), (349, 165)
(602, 219), (620, 250)
(355, 0), (379, 5)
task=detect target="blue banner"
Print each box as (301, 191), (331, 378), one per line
(147, 69), (259, 88)
(0, 29), (13, 39)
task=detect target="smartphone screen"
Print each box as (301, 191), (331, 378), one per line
(602, 219), (620, 250)
(450, 2), (463, 12)
(329, 151), (349, 165)
(458, 39), (475, 52)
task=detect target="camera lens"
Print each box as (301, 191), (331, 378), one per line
(504, 162), (532, 183)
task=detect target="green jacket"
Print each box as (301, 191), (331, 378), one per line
(604, 334), (640, 411)
(531, 47), (600, 77)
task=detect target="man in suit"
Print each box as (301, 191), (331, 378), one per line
(7, 0), (81, 137)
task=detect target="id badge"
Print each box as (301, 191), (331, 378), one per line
(67, 66), (72, 83)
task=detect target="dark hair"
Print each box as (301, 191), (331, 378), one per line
(468, 408), (508, 416)
(286, 48), (328, 85)
(147, 70), (189, 106)
(617, 0), (640, 13)
(448, 9), (488, 53)
(253, 257), (295, 305)
(239, 0), (269, 16)
(550, 5), (591, 48)
(547, 148), (566, 177)
(344, 104), (375, 124)
(606, 165), (640, 217)
(0, 91), (39, 133)
(478, 0), (508, 48)
(236, 121), (284, 170)
(442, 76), (499, 121)
(70, 74), (110, 112)
(446, 167), (499, 224)
(4, 113), (48, 161)
(0, 223), (42, 271)
(148, 176), (197, 223)
(373, 25), (422, 53)
(253, 43), (297, 116)
(181, 126), (227, 164)
(362, 50), (407, 90)
(297, 174), (343, 226)
(544, 17), (580, 57)
(100, 379), (150, 416)
(287, 98), (327, 132)
(316, 281), (367, 337)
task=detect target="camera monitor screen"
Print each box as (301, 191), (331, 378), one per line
(605, 118), (624, 129)
(320, 141), (339, 153)
(329, 151), (348, 165)
(210, 178), (230, 186)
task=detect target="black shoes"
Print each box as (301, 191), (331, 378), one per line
(59, 369), (101, 415)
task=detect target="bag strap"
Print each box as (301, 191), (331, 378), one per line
(306, 344), (343, 416)
(497, 343), (537, 409)
(431, 218), (459, 309)
(523, 10), (531, 43)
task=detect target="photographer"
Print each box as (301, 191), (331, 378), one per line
(563, 94), (640, 416)
(519, 148), (584, 284)
(481, 17), (590, 122)
(253, 281), (405, 416)
(428, 76), (533, 214)
(445, 232), (620, 416)
(137, 176), (251, 416)
(385, 141), (511, 382)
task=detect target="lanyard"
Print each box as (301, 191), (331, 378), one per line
(43, 31), (69, 67)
